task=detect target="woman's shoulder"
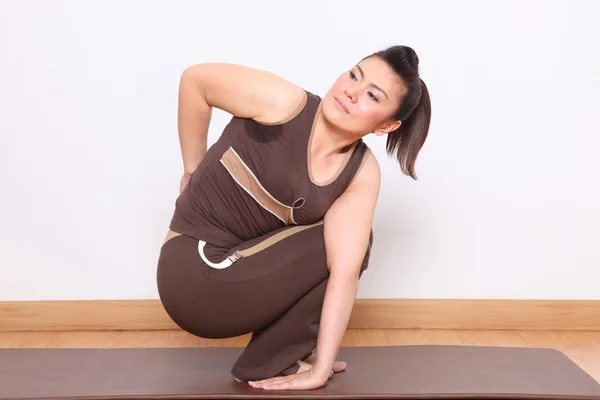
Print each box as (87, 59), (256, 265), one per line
(252, 86), (319, 126)
(347, 147), (380, 193)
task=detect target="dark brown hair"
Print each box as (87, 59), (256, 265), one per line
(365, 45), (431, 180)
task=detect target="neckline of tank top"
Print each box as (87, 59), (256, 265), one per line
(306, 99), (361, 187)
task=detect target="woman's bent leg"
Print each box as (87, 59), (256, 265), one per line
(156, 222), (373, 381)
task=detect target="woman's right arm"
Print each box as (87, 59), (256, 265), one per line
(177, 63), (305, 176)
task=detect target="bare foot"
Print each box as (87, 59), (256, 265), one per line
(231, 353), (346, 382)
(297, 353), (346, 378)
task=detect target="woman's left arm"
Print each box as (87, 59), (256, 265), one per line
(312, 150), (380, 379)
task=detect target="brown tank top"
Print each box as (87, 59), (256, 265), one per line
(169, 89), (370, 249)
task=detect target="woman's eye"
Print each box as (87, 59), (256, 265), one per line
(368, 92), (379, 102)
(349, 71), (357, 80)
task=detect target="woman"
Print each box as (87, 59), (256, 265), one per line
(157, 45), (431, 391)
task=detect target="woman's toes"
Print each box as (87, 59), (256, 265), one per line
(332, 361), (347, 372)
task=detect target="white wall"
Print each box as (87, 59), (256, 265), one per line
(1, 0), (599, 301)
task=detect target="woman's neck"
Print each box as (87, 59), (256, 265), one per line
(312, 112), (359, 158)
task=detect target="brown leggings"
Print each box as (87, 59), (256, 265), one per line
(156, 221), (372, 381)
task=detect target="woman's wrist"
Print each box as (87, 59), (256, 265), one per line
(183, 162), (198, 176)
(312, 359), (333, 379)
(183, 151), (206, 176)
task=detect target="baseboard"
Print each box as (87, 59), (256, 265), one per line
(1, 299), (599, 332)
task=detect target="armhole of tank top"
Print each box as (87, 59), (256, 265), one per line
(253, 89), (310, 126)
(347, 147), (372, 188)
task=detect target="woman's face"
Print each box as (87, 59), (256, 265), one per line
(322, 56), (406, 138)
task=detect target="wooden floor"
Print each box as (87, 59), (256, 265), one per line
(1, 329), (599, 382)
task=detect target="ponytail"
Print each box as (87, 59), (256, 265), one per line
(366, 45), (432, 180)
(386, 78), (431, 180)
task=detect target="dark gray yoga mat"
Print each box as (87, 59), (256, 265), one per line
(1, 345), (599, 399)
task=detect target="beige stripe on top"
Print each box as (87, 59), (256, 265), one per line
(236, 220), (324, 258)
(220, 146), (296, 225)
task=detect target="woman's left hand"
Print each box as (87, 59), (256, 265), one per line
(248, 368), (331, 391)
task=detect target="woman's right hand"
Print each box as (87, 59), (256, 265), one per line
(180, 171), (192, 194)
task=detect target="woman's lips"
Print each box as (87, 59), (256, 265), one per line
(334, 97), (349, 114)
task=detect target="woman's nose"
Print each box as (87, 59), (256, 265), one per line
(344, 87), (358, 102)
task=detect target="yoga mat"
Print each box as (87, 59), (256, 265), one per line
(1, 345), (599, 399)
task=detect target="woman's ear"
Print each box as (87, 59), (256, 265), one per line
(374, 120), (401, 136)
